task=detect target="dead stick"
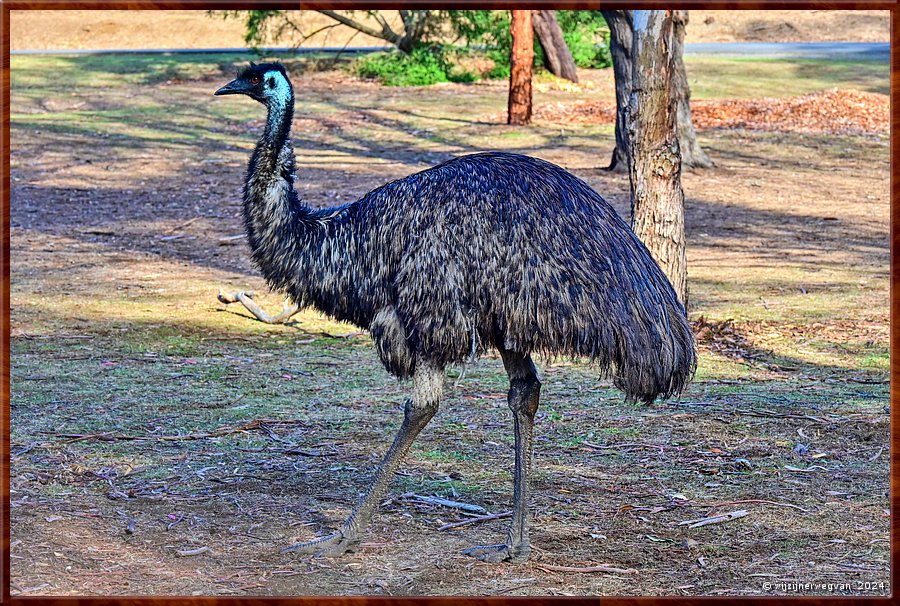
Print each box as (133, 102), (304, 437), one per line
(700, 499), (809, 513)
(536, 564), (637, 575)
(438, 510), (512, 531)
(218, 289), (299, 324)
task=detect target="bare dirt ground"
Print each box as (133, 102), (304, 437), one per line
(8, 53), (889, 597)
(9, 9), (890, 51)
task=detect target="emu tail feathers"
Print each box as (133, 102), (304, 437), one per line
(613, 296), (697, 405)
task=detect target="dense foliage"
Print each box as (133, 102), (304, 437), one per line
(216, 10), (611, 86)
(353, 47), (481, 87)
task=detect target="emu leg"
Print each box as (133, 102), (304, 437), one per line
(463, 351), (540, 563)
(283, 363), (443, 557)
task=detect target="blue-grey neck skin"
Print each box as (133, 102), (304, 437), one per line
(260, 73), (294, 159)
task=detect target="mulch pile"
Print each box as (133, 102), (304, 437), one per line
(532, 89), (888, 135)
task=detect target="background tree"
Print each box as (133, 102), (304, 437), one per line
(508, 10), (534, 125)
(221, 10), (610, 88)
(602, 9), (712, 171)
(532, 10), (578, 83)
(671, 10), (713, 168)
(222, 10), (436, 54)
(626, 10), (688, 305)
(601, 10), (633, 172)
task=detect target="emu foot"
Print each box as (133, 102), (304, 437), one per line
(282, 531), (359, 557)
(462, 543), (531, 563)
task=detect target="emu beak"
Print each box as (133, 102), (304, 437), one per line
(214, 80), (244, 96)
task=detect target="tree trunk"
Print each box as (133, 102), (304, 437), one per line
(626, 10), (688, 305)
(604, 9), (711, 171)
(672, 10), (714, 168)
(508, 10), (534, 126)
(532, 10), (578, 83)
(601, 10), (632, 172)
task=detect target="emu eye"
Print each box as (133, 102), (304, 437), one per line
(249, 76), (261, 85)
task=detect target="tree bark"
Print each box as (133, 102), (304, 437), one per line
(508, 10), (534, 126)
(672, 10), (714, 168)
(626, 10), (688, 305)
(601, 10), (632, 172)
(604, 9), (711, 171)
(532, 10), (578, 83)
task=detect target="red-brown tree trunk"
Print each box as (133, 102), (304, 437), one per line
(508, 10), (534, 126)
(626, 10), (688, 306)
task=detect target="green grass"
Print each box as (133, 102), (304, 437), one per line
(685, 56), (889, 98)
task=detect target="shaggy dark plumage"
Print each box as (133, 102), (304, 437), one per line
(216, 62), (696, 561)
(231, 64), (695, 404)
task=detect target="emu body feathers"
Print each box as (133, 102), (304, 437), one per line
(245, 149), (695, 403)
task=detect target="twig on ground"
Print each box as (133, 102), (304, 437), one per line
(582, 441), (681, 453)
(868, 445), (885, 462)
(176, 546), (210, 557)
(401, 493), (486, 514)
(164, 216), (199, 234)
(218, 289), (300, 324)
(678, 510), (749, 528)
(536, 563), (637, 575)
(437, 511), (512, 531)
(41, 418), (309, 444)
(699, 499), (809, 513)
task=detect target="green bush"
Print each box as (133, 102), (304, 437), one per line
(557, 11), (612, 69)
(353, 48), (448, 86)
(352, 46), (482, 87)
(348, 10), (612, 87)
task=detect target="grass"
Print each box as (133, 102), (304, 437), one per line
(684, 57), (889, 98)
(8, 49), (889, 597)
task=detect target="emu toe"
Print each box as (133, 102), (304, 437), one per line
(462, 543), (531, 563)
(282, 531), (359, 557)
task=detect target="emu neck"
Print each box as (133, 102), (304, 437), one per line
(242, 89), (355, 322)
(260, 96), (293, 164)
(242, 90), (306, 287)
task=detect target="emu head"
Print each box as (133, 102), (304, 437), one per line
(214, 61), (292, 106)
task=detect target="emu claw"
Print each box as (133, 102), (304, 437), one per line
(282, 531), (358, 557)
(462, 543), (531, 563)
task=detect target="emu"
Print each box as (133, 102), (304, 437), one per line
(215, 62), (696, 563)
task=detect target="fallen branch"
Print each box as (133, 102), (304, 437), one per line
(536, 564), (637, 575)
(218, 289), (300, 324)
(41, 419), (309, 444)
(582, 441), (681, 453)
(401, 493), (487, 513)
(438, 511), (512, 531)
(678, 510), (749, 528)
(176, 546), (210, 557)
(700, 499), (809, 513)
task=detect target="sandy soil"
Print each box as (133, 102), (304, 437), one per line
(9, 9), (890, 51)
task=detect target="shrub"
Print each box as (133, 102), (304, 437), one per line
(352, 46), (483, 86)
(556, 11), (612, 69)
(350, 11), (613, 87)
(353, 47), (448, 87)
